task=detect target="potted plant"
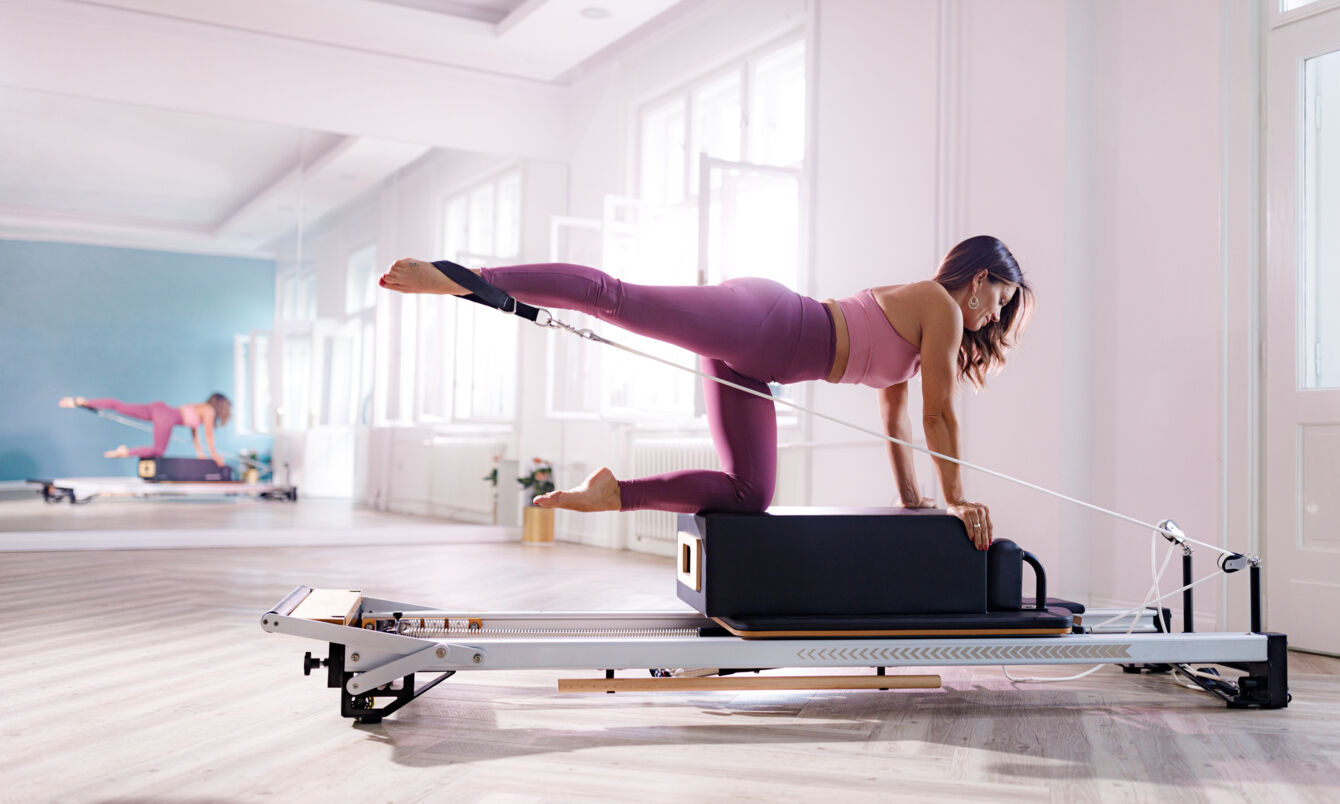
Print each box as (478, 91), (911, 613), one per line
(517, 458), (555, 545)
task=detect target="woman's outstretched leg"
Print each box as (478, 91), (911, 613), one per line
(83, 398), (154, 420)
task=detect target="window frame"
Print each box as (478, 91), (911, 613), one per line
(419, 164), (525, 426)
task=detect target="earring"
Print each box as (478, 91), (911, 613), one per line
(968, 295), (980, 310)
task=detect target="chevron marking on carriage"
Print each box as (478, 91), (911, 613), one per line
(795, 643), (1132, 663)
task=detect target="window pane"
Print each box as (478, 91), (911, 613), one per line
(444, 197), (468, 259)
(251, 332), (271, 434)
(359, 320), (374, 426)
(1282, 0), (1326, 11)
(705, 166), (801, 290)
(300, 273), (316, 320)
(640, 96), (687, 205)
(281, 335), (310, 431)
(750, 40), (807, 167)
(345, 243), (378, 314)
(417, 295), (456, 420)
(495, 171), (522, 259)
(1303, 49), (1340, 389)
(691, 71), (742, 196)
(468, 185), (495, 256)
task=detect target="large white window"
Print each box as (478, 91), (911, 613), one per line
(419, 167), (523, 422)
(551, 35), (807, 421)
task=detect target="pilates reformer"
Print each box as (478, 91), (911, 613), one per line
(34, 406), (297, 503)
(263, 508), (1287, 724)
(28, 473), (298, 504)
(262, 262), (1289, 723)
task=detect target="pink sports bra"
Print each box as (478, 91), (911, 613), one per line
(834, 289), (922, 388)
(180, 405), (201, 428)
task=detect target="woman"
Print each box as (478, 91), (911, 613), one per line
(380, 235), (1031, 550)
(58, 393), (232, 467)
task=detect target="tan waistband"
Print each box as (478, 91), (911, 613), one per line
(822, 298), (849, 384)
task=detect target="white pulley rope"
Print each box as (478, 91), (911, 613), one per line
(538, 312), (1233, 558)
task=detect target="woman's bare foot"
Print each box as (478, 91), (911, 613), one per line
(58, 396), (86, 408)
(379, 258), (479, 295)
(103, 445), (129, 459)
(533, 467), (622, 513)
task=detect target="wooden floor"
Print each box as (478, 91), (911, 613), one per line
(1, 503), (1337, 803)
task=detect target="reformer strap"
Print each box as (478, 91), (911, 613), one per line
(432, 259), (543, 322)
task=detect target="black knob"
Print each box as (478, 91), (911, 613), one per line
(303, 651), (323, 676)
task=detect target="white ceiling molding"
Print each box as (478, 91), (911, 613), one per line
(0, 0), (693, 256)
(0, 0), (572, 160)
(69, 0), (687, 83)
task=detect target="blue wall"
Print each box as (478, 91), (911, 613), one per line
(0, 240), (275, 481)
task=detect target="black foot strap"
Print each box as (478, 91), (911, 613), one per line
(432, 259), (542, 322)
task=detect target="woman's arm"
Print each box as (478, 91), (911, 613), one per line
(877, 382), (930, 506)
(918, 291), (992, 549)
(202, 409), (224, 467)
(191, 427), (205, 459)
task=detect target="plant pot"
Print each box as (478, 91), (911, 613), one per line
(522, 505), (555, 545)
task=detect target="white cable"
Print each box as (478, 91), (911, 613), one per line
(1003, 533), (1181, 684)
(1087, 569), (1222, 632)
(549, 317), (1230, 554)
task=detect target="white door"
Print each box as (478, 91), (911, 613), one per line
(1264, 5), (1340, 653)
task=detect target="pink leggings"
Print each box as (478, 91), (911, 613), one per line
(85, 399), (183, 458)
(480, 264), (835, 513)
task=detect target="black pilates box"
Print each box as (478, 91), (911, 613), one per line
(675, 507), (1026, 618)
(138, 457), (234, 483)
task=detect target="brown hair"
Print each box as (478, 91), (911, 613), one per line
(933, 235), (1033, 389)
(207, 393), (231, 426)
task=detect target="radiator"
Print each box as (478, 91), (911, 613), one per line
(628, 437), (720, 551)
(627, 436), (810, 553)
(428, 438), (507, 523)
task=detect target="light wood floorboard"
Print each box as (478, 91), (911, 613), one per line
(0, 510), (1336, 803)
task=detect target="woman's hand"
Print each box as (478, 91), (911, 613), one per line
(211, 455), (226, 468)
(897, 496), (937, 509)
(946, 501), (992, 550)
(195, 450), (207, 460)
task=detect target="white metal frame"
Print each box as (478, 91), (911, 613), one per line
(31, 476), (295, 504)
(262, 590), (1276, 702)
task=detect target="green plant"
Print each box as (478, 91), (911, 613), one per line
(517, 458), (554, 503)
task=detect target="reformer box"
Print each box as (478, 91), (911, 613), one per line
(138, 457), (234, 482)
(676, 507), (1027, 619)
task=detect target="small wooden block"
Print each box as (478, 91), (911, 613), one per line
(290, 589), (362, 625)
(557, 674), (942, 693)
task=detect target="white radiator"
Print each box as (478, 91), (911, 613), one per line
(626, 436), (811, 554)
(628, 437), (720, 552)
(428, 438), (508, 523)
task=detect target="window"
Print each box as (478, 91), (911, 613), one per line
(232, 331), (271, 435)
(345, 243), (378, 314)
(580, 35), (806, 420)
(420, 167), (523, 422)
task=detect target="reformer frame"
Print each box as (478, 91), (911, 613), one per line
(28, 476), (298, 504)
(262, 587), (1289, 725)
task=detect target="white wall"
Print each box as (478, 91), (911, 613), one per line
(806, 0), (1251, 623)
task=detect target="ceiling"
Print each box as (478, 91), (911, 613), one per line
(0, 0), (695, 256)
